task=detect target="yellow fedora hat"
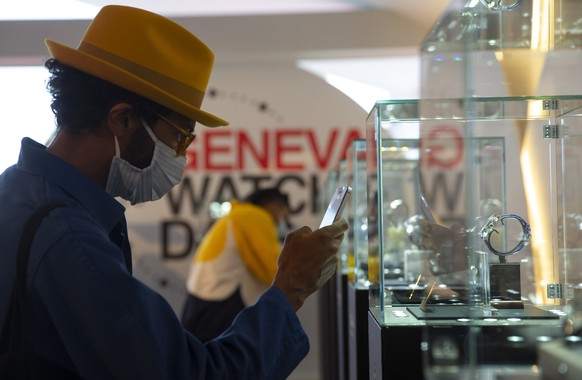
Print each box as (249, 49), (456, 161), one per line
(45, 5), (228, 127)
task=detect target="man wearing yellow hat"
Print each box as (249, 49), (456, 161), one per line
(0, 5), (347, 379)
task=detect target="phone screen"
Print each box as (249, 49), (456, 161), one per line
(319, 186), (352, 228)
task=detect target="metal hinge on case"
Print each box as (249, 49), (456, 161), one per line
(547, 283), (574, 299)
(543, 99), (559, 110)
(543, 124), (568, 139)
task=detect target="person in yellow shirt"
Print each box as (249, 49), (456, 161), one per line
(181, 187), (290, 342)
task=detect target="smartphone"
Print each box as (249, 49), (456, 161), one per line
(319, 186), (352, 228)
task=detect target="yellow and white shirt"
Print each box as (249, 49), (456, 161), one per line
(181, 200), (282, 341)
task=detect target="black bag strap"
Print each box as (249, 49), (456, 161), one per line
(0, 203), (65, 378)
(17, 203), (66, 289)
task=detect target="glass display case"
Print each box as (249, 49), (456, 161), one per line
(359, 0), (582, 378)
(345, 139), (370, 380)
(318, 163), (346, 380)
(363, 109), (424, 307)
(366, 96), (582, 379)
(319, 159), (351, 279)
(420, 0), (582, 100)
(416, 1), (582, 378)
(334, 159), (351, 380)
(322, 159), (356, 379)
(349, 139), (369, 289)
(335, 159), (351, 280)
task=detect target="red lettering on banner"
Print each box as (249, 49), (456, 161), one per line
(276, 130), (303, 170)
(238, 130), (268, 170)
(307, 129), (338, 169)
(205, 130), (232, 170)
(185, 126), (364, 172)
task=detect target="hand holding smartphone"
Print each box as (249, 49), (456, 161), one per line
(319, 186), (352, 228)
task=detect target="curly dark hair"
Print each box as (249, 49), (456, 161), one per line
(44, 58), (170, 133)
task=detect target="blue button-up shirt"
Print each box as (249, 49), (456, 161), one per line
(0, 138), (309, 379)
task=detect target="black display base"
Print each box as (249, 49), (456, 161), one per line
(368, 309), (424, 380)
(407, 304), (559, 320)
(336, 272), (349, 380)
(368, 306), (564, 380)
(347, 283), (369, 380)
(319, 272), (339, 380)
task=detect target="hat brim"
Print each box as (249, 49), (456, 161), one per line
(45, 39), (229, 128)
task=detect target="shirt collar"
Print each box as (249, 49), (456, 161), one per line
(18, 137), (125, 232)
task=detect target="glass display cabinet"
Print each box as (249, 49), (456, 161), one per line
(348, 139), (369, 289)
(361, 0), (582, 378)
(416, 0), (582, 378)
(350, 139), (369, 289)
(320, 159), (354, 380)
(345, 139), (369, 380)
(334, 159), (351, 380)
(318, 163), (345, 380)
(420, 0), (582, 101)
(366, 96), (582, 379)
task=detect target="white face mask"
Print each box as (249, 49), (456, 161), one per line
(105, 120), (187, 205)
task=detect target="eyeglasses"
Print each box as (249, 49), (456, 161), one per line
(153, 112), (196, 157)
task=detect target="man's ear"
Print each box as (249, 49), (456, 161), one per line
(107, 103), (139, 138)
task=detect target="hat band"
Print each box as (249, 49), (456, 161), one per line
(79, 42), (205, 109)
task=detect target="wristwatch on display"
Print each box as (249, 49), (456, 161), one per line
(476, 213), (531, 257)
(405, 212), (531, 257)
